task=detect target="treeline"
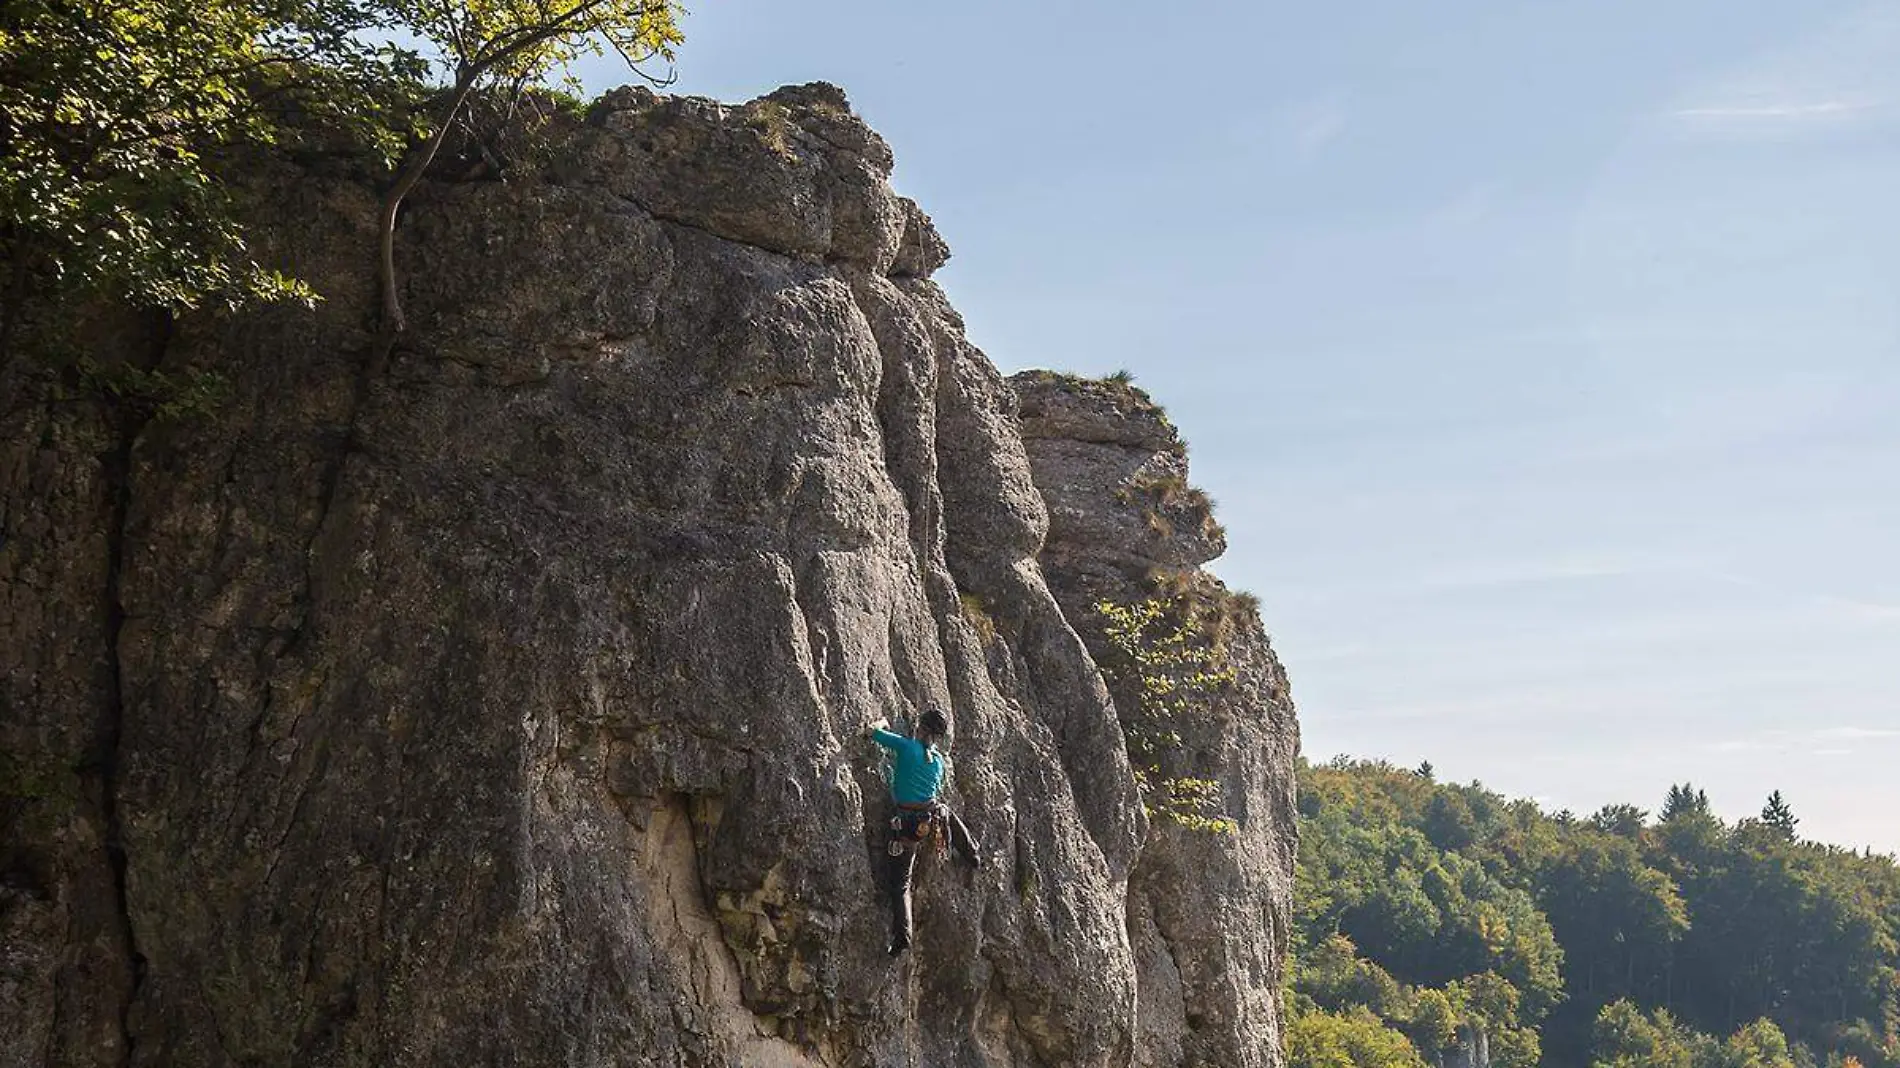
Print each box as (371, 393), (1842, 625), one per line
(1288, 759), (1900, 1068)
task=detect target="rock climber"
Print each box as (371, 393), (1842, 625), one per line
(867, 707), (980, 956)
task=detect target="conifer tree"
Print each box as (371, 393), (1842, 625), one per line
(1661, 783), (1711, 822)
(1760, 790), (1798, 839)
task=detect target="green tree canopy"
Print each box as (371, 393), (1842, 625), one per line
(1, 0), (686, 363)
(1663, 783), (1714, 824)
(1593, 803), (1651, 840)
(1286, 1006), (1431, 1068)
(1593, 1000), (1706, 1068)
(1294, 758), (1900, 1068)
(0, 0), (414, 341)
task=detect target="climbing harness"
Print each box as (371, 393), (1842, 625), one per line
(887, 801), (950, 857)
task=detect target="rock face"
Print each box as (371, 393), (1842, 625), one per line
(1013, 372), (1302, 1068)
(0, 83), (1294, 1067)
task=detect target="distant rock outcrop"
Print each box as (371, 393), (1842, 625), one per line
(1014, 371), (1302, 1068)
(0, 82), (1295, 1067)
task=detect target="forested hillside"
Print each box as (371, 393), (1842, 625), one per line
(1288, 760), (1900, 1068)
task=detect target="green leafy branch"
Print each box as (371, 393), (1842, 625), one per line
(73, 357), (230, 422)
(1095, 596), (1239, 835)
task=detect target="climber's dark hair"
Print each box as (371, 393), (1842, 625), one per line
(919, 707), (950, 740)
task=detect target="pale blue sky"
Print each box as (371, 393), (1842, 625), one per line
(576, 2), (1900, 853)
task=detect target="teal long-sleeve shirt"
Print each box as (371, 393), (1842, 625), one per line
(870, 728), (948, 804)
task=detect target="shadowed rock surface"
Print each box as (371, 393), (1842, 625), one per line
(0, 83), (1294, 1067)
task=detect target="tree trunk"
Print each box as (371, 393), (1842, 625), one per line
(377, 70), (481, 339)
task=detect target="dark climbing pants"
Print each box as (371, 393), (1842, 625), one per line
(886, 804), (978, 950)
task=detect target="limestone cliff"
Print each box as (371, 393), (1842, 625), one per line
(1012, 372), (1302, 1068)
(0, 83), (1295, 1067)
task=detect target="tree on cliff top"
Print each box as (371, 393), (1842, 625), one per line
(0, 0), (417, 356)
(0, 0), (684, 365)
(374, 0), (683, 337)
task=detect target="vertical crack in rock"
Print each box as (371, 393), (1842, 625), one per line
(286, 344), (379, 659)
(95, 310), (170, 1066)
(99, 473), (143, 1068)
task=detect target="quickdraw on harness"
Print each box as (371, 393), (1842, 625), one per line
(888, 802), (950, 858)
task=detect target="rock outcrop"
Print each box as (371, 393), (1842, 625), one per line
(0, 83), (1294, 1067)
(1013, 372), (1301, 1068)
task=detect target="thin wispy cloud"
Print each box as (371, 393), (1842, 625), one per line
(1330, 689), (1623, 727)
(1227, 95), (1346, 159)
(1712, 738), (1777, 754)
(1813, 726), (1900, 741)
(1426, 183), (1498, 229)
(1291, 642), (1373, 665)
(1814, 596), (1900, 624)
(1671, 99), (1878, 120)
(1414, 551), (1696, 593)
(1662, 9), (1896, 131)
(1282, 96), (1347, 159)
(1711, 727), (1900, 754)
